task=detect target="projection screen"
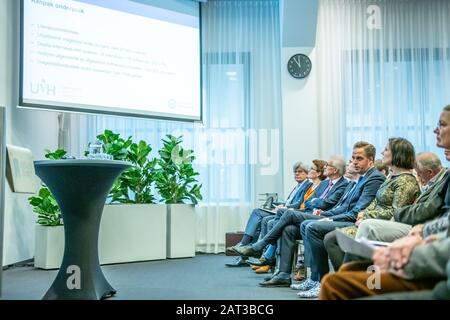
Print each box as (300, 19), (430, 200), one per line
(20, 0), (202, 121)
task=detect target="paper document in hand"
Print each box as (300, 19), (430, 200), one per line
(335, 230), (387, 259)
(358, 238), (389, 247)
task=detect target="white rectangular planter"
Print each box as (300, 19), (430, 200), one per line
(34, 225), (64, 269)
(34, 204), (167, 269)
(166, 204), (196, 258)
(99, 204), (166, 264)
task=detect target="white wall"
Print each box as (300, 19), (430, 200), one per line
(1, 0), (59, 266)
(279, 0), (322, 198)
(280, 47), (320, 196)
(0, 0), (323, 265)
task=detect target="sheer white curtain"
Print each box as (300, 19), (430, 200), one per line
(199, 0), (283, 252)
(69, 0), (283, 253)
(316, 0), (450, 160)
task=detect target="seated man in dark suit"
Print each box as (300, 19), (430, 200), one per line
(231, 156), (350, 278)
(241, 156), (348, 272)
(294, 141), (385, 297)
(225, 162), (311, 267)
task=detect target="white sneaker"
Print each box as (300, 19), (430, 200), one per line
(290, 278), (316, 291)
(297, 282), (321, 299)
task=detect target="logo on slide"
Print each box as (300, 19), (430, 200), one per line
(30, 79), (56, 96)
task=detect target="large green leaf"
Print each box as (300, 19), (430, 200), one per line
(155, 134), (202, 204)
(44, 149), (67, 160)
(28, 181), (62, 226)
(91, 130), (157, 204)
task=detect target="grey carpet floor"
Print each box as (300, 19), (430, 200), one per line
(1, 254), (302, 300)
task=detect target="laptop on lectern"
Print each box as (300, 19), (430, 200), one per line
(5, 144), (37, 194)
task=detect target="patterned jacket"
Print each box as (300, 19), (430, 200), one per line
(341, 172), (420, 237)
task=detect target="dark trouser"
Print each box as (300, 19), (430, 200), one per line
(260, 216), (279, 259)
(243, 208), (273, 241)
(278, 225), (299, 273)
(301, 220), (354, 281)
(323, 230), (345, 271)
(343, 252), (364, 264)
(260, 215), (278, 240)
(323, 230), (364, 271)
(274, 214), (323, 273)
(252, 209), (321, 252)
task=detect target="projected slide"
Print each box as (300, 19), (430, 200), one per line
(21, 0), (201, 121)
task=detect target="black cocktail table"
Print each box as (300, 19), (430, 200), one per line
(34, 159), (130, 300)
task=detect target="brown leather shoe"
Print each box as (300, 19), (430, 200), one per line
(255, 265), (272, 274)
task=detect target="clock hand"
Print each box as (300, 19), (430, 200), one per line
(295, 56), (302, 68)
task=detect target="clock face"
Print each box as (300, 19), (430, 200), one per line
(287, 54), (312, 79)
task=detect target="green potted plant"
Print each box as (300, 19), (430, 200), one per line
(89, 130), (167, 263)
(29, 149), (66, 269)
(155, 134), (202, 258)
(28, 186), (61, 226)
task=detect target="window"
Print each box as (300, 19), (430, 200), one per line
(84, 52), (252, 203)
(342, 48), (450, 159)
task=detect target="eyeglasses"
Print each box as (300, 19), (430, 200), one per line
(294, 170), (306, 174)
(325, 163), (336, 169)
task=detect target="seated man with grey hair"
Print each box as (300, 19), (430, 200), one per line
(225, 161), (311, 267)
(247, 156), (350, 271)
(356, 151), (449, 242)
(232, 156), (350, 285)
